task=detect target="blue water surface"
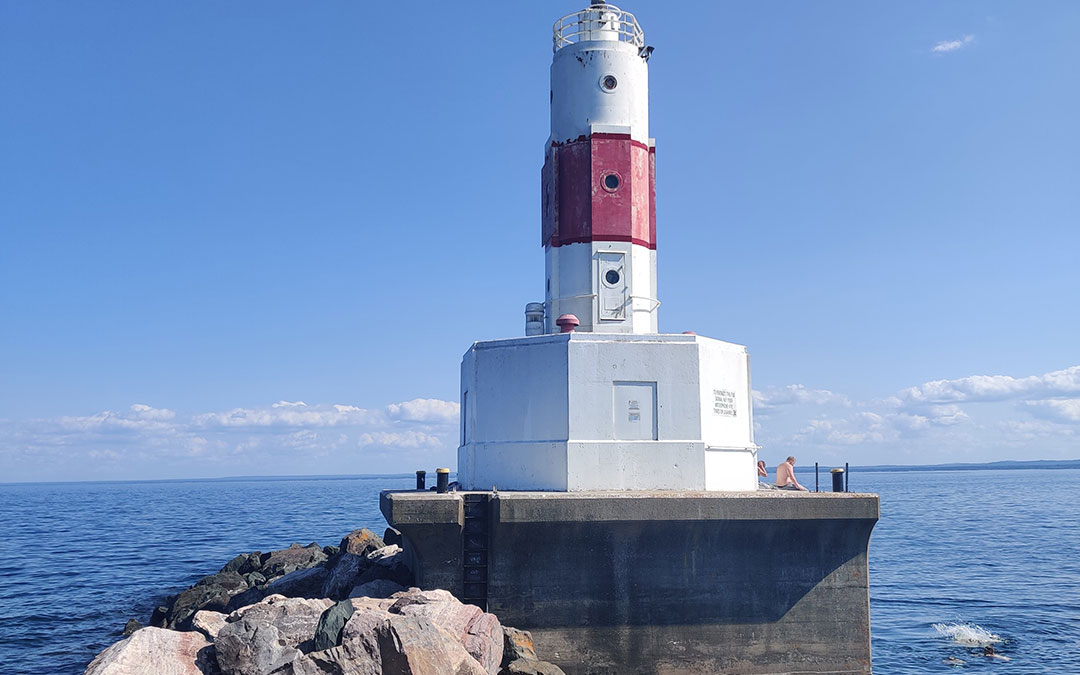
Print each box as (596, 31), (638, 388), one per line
(0, 469), (1078, 673)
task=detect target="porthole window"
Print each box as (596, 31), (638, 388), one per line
(605, 269), (621, 285)
(602, 173), (620, 191)
(600, 74), (618, 92)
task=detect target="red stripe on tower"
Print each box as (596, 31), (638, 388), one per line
(541, 133), (656, 250)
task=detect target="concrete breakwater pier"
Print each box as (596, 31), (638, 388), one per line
(384, 489), (879, 674)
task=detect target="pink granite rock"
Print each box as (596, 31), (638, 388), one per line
(85, 627), (215, 675)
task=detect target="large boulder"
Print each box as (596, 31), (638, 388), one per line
(219, 552), (262, 576)
(389, 588), (503, 675)
(503, 660), (566, 675)
(498, 627), (565, 675)
(312, 600), (355, 652)
(355, 545), (413, 588)
(214, 595), (333, 675)
(263, 565), (329, 599)
(352, 609), (488, 675)
(168, 572), (250, 629)
(260, 543), (327, 579)
(348, 579), (405, 599)
(192, 611), (228, 641)
(321, 552), (366, 600)
(85, 627), (216, 675)
(338, 528), (384, 557)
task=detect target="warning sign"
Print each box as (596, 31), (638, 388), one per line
(713, 389), (737, 417)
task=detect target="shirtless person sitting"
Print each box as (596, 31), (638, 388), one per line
(776, 456), (808, 491)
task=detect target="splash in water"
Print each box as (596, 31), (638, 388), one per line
(933, 621), (1004, 647)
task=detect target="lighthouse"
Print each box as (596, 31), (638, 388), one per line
(542, 3), (657, 334)
(456, 2), (759, 492)
(383, 5), (879, 672)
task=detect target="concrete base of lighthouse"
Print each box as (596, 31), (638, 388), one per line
(457, 332), (758, 492)
(381, 490), (878, 675)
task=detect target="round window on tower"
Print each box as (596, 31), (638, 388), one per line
(605, 269), (621, 286)
(602, 173), (620, 192)
(600, 74), (618, 92)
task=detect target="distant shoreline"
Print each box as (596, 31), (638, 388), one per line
(804, 459), (1080, 474)
(3, 460), (1079, 485)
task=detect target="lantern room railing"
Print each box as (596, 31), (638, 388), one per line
(553, 3), (644, 53)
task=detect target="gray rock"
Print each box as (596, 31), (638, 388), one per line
(499, 627), (564, 675)
(288, 646), (380, 675)
(225, 586), (265, 613)
(168, 572), (250, 629)
(242, 572), (266, 587)
(261, 543), (327, 578)
(341, 608), (487, 675)
(122, 619), (143, 637)
(220, 552), (262, 576)
(150, 606), (169, 628)
(388, 589), (502, 675)
(214, 595), (333, 675)
(312, 600), (355, 652)
(338, 528), (384, 557)
(264, 565), (328, 599)
(355, 545), (413, 588)
(195, 571), (247, 591)
(348, 579), (405, 599)
(501, 627), (536, 663)
(192, 611), (228, 641)
(85, 627), (215, 675)
(321, 552), (366, 600)
(504, 659), (566, 675)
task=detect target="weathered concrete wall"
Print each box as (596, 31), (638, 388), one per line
(382, 490), (879, 675)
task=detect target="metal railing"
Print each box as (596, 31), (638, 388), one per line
(553, 3), (644, 52)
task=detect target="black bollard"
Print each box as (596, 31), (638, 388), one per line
(831, 468), (845, 492)
(416, 470), (426, 491)
(436, 467), (450, 494)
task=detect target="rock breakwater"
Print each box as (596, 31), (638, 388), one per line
(87, 528), (563, 675)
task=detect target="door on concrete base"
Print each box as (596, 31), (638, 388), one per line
(598, 252), (627, 321)
(613, 381), (657, 440)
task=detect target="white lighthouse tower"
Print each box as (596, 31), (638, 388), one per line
(457, 3), (758, 492)
(543, 3), (657, 334)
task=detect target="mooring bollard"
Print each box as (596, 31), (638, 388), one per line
(831, 468), (845, 492)
(416, 470), (426, 491)
(436, 467), (450, 493)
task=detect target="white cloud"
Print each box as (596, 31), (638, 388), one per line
(928, 404), (969, 426)
(753, 385), (849, 410)
(757, 367), (1080, 459)
(897, 366), (1080, 404)
(1, 397), (461, 480)
(1025, 399), (1080, 423)
(386, 398), (460, 424)
(358, 431), (444, 449)
(932, 35), (974, 53)
(130, 404), (176, 420)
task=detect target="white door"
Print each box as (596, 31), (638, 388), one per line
(598, 252), (627, 321)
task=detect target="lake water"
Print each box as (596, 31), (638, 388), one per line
(0, 469), (1077, 674)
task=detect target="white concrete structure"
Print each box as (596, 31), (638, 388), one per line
(458, 333), (756, 492)
(455, 3), (759, 491)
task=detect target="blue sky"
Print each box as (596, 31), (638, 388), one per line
(1, 1), (1077, 481)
